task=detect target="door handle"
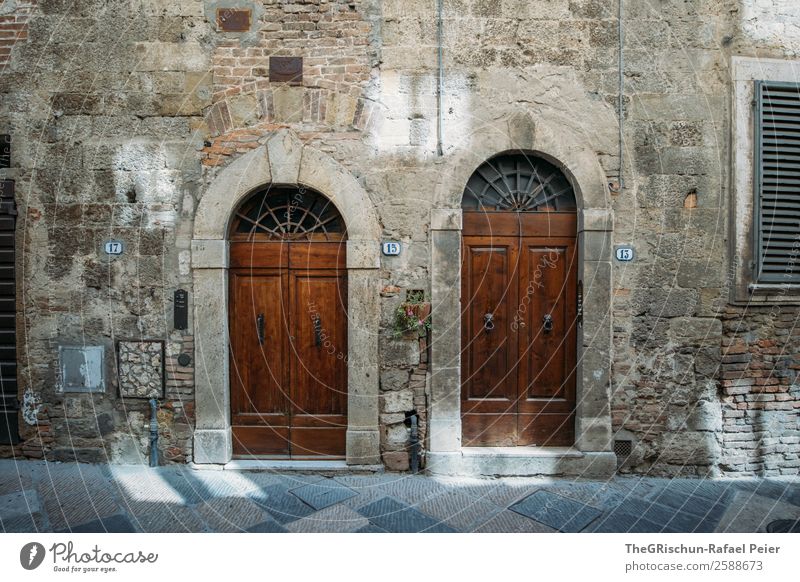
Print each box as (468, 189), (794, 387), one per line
(542, 313), (553, 333)
(313, 315), (322, 347)
(483, 312), (495, 332)
(256, 313), (265, 345)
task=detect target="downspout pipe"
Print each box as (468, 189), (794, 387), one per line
(618, 0), (625, 190)
(148, 398), (159, 467)
(436, 0), (444, 157)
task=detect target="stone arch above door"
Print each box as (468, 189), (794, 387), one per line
(428, 114), (616, 476)
(192, 129), (382, 466)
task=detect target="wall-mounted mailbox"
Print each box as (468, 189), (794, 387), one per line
(174, 289), (188, 330)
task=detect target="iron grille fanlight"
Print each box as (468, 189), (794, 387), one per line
(230, 187), (346, 241)
(461, 154), (577, 212)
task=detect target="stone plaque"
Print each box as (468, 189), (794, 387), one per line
(117, 341), (164, 399)
(58, 346), (105, 393)
(217, 8), (251, 32)
(269, 56), (303, 85)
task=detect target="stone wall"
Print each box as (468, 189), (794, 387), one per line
(0, 0), (798, 475)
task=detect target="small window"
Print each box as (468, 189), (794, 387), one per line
(754, 81), (800, 283)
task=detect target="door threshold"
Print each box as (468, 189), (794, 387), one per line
(221, 459), (383, 472)
(461, 446), (584, 458)
(427, 448), (616, 478)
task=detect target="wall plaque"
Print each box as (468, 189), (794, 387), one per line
(217, 8), (251, 32)
(269, 56), (303, 85)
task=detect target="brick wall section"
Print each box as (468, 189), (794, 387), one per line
(719, 308), (800, 476)
(205, 0), (378, 136)
(161, 335), (195, 463)
(0, 1), (35, 68)
(212, 1), (372, 101)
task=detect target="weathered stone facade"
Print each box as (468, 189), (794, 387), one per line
(0, 0), (799, 476)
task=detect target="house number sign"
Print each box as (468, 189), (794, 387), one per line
(382, 242), (401, 256)
(615, 245), (634, 262)
(104, 240), (124, 256)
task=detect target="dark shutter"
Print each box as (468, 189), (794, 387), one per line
(0, 179), (17, 444)
(755, 81), (800, 283)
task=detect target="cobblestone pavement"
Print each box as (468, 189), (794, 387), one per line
(1, 460), (799, 533)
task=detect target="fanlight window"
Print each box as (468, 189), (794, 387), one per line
(230, 187), (346, 241)
(462, 154), (577, 212)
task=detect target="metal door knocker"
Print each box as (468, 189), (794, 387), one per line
(256, 313), (265, 345)
(484, 312), (495, 332)
(313, 315), (323, 347)
(542, 313), (553, 333)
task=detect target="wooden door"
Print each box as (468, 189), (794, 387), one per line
(461, 212), (577, 446)
(229, 241), (347, 458)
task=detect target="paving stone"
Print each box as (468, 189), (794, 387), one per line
(472, 510), (557, 533)
(249, 484), (315, 524)
(716, 492), (800, 533)
(510, 490), (603, 533)
(606, 496), (717, 532)
(586, 511), (671, 533)
(732, 479), (800, 507)
(286, 504), (369, 533)
(246, 519), (288, 533)
(372, 475), (450, 506)
(195, 496), (272, 532)
(289, 479), (357, 510)
(157, 469), (221, 504)
(416, 489), (502, 531)
(0, 461), (36, 495)
(646, 478), (738, 505)
(1, 511), (48, 533)
(357, 497), (456, 533)
(440, 477), (537, 509)
(57, 514), (136, 533)
(126, 501), (207, 533)
(538, 481), (624, 509)
(645, 490), (731, 529)
(0, 489), (41, 521)
(354, 523), (388, 533)
(37, 471), (120, 530)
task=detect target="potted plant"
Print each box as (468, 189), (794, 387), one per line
(393, 300), (431, 339)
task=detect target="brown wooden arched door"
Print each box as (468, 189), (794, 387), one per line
(461, 154), (578, 447)
(228, 187), (348, 459)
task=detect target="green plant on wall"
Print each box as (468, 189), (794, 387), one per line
(393, 298), (431, 338)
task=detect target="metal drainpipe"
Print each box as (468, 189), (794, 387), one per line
(436, 0), (444, 157)
(618, 0), (625, 190)
(148, 398), (159, 467)
(409, 414), (420, 474)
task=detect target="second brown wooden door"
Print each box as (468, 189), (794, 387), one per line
(229, 242), (348, 458)
(461, 212), (577, 447)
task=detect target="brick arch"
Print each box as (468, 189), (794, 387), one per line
(191, 129), (382, 466)
(427, 114), (617, 476)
